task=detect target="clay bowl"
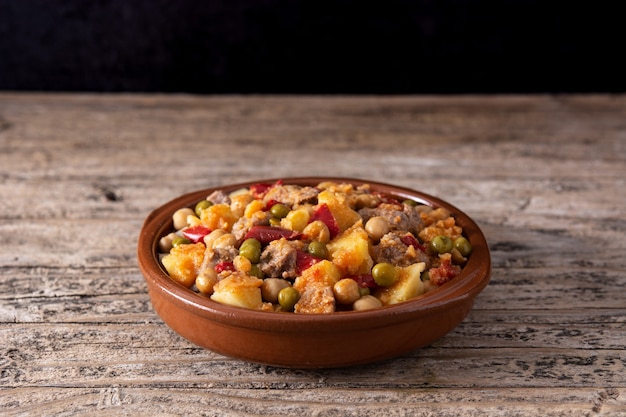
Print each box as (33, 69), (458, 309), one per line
(138, 177), (491, 368)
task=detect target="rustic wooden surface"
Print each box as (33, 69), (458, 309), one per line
(0, 93), (625, 416)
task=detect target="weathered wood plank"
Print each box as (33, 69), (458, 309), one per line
(1, 93), (625, 416)
(2, 326), (625, 390)
(2, 387), (625, 417)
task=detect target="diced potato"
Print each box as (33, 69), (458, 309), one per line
(294, 282), (335, 314)
(244, 199), (265, 218)
(317, 190), (361, 232)
(375, 262), (426, 305)
(200, 203), (238, 232)
(210, 272), (264, 309)
(161, 243), (205, 288)
(327, 224), (373, 276)
(230, 193), (254, 218)
(293, 260), (342, 293)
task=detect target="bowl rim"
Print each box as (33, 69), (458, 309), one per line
(138, 177), (491, 332)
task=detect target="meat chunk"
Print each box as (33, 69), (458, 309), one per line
(208, 245), (239, 265)
(263, 185), (319, 207)
(259, 238), (299, 279)
(358, 203), (423, 236)
(375, 231), (430, 267)
(231, 210), (270, 241)
(294, 282), (335, 314)
(206, 190), (231, 205)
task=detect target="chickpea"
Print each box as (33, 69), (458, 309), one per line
(213, 233), (237, 249)
(202, 229), (226, 249)
(158, 232), (178, 252)
(333, 279), (360, 305)
(302, 220), (331, 243)
(233, 255), (252, 273)
(365, 216), (389, 242)
(261, 278), (291, 303)
(353, 295), (383, 311)
(195, 268), (218, 295)
(172, 208), (195, 230)
(186, 214), (202, 227)
(355, 193), (380, 209)
(415, 205), (433, 214)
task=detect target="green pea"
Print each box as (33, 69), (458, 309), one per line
(421, 270), (430, 282)
(453, 236), (472, 257)
(371, 262), (399, 287)
(194, 200), (212, 217)
(430, 235), (453, 254)
(172, 236), (191, 247)
(358, 286), (371, 297)
(270, 204), (290, 219)
(403, 199), (418, 207)
(278, 287), (300, 311)
(239, 238), (262, 263)
(269, 218), (281, 227)
(249, 264), (264, 279)
(307, 241), (329, 259)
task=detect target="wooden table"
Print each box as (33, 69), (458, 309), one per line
(1, 93), (624, 416)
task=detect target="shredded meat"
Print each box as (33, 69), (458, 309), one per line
(428, 253), (461, 286)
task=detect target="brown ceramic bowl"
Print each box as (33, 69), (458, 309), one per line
(138, 177), (491, 368)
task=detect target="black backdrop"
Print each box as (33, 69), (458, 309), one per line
(1, 0), (623, 94)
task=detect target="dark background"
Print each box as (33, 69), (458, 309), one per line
(1, 0), (623, 94)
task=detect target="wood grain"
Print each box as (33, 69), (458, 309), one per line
(1, 93), (625, 416)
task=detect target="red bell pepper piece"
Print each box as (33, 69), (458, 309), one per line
(310, 203), (340, 239)
(428, 258), (461, 286)
(182, 225), (212, 243)
(264, 199), (279, 211)
(295, 250), (322, 274)
(243, 225), (301, 244)
(250, 183), (272, 199)
(250, 180), (283, 199)
(214, 261), (235, 273)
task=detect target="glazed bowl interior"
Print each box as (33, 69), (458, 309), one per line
(138, 177), (491, 368)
